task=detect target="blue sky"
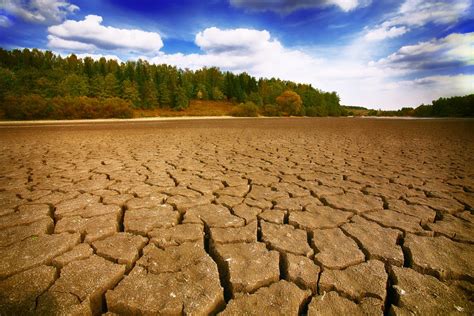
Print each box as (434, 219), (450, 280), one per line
(0, 0), (473, 109)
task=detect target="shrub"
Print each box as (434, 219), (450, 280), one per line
(230, 101), (258, 117)
(1, 94), (133, 120)
(2, 94), (51, 120)
(261, 104), (281, 116)
(276, 90), (303, 115)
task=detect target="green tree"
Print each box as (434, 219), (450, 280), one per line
(122, 79), (140, 107)
(173, 87), (189, 110)
(158, 82), (171, 107)
(88, 75), (105, 98)
(61, 73), (89, 96)
(104, 73), (119, 98)
(0, 67), (15, 100)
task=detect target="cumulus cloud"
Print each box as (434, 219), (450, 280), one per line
(374, 32), (474, 70)
(195, 27), (272, 54)
(229, 0), (370, 13)
(48, 15), (163, 54)
(150, 27), (317, 78)
(364, 0), (471, 41)
(47, 35), (96, 51)
(0, 0), (78, 24)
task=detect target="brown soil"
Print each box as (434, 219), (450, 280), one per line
(0, 117), (473, 314)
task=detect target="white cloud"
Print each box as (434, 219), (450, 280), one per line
(150, 27), (317, 78)
(0, 0), (78, 24)
(0, 15), (11, 27)
(195, 27), (272, 54)
(50, 50), (122, 62)
(229, 0), (370, 13)
(74, 53), (122, 62)
(48, 15), (163, 54)
(396, 0), (471, 26)
(364, 0), (471, 41)
(374, 32), (474, 70)
(47, 35), (96, 51)
(387, 74), (474, 106)
(364, 24), (408, 41)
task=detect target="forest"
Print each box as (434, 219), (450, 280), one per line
(365, 94), (474, 117)
(0, 48), (344, 120)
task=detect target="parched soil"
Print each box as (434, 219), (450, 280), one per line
(0, 117), (473, 315)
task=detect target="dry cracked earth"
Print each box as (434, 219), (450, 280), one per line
(0, 117), (473, 315)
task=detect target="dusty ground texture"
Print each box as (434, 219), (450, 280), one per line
(0, 117), (473, 315)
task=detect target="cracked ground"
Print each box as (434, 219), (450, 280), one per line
(0, 117), (473, 315)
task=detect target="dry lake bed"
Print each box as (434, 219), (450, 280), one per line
(0, 117), (473, 315)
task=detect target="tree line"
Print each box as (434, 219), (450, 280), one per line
(366, 94), (474, 117)
(0, 48), (345, 119)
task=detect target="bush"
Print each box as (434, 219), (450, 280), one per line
(1, 94), (133, 120)
(276, 90), (303, 115)
(230, 101), (258, 117)
(2, 94), (52, 120)
(261, 104), (281, 116)
(305, 106), (328, 117)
